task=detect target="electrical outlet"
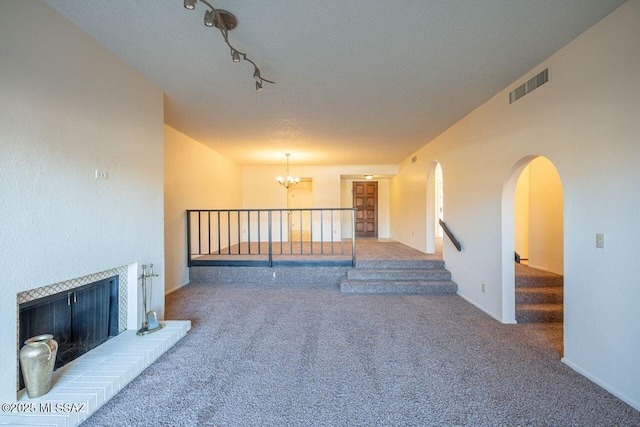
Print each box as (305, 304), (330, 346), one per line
(95, 170), (108, 180)
(596, 233), (605, 249)
(481, 283), (485, 293)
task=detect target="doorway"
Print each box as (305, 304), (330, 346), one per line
(426, 161), (444, 254)
(502, 156), (564, 354)
(514, 158), (563, 274)
(353, 181), (378, 238)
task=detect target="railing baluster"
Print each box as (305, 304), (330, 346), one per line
(187, 208), (357, 267)
(340, 210), (345, 255)
(258, 211), (262, 255)
(351, 209), (356, 267)
(268, 211), (273, 267)
(320, 210), (324, 255)
(186, 210), (192, 267)
(217, 211), (221, 255)
(330, 210), (334, 255)
(238, 211), (242, 254)
(309, 210), (313, 255)
(248, 210), (251, 255)
(208, 211), (211, 255)
(279, 210), (283, 255)
(289, 210), (293, 255)
(198, 211), (202, 256)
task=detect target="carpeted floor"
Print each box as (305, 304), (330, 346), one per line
(192, 237), (443, 263)
(82, 283), (639, 426)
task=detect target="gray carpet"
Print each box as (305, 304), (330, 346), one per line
(82, 284), (639, 426)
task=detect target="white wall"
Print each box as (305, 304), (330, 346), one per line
(164, 125), (243, 293)
(0, 1), (164, 402)
(514, 165), (530, 259)
(390, 0), (640, 409)
(528, 157), (564, 274)
(244, 165), (397, 240)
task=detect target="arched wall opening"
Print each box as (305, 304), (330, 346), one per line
(425, 161), (443, 254)
(502, 155), (564, 325)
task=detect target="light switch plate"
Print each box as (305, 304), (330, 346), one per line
(596, 233), (605, 249)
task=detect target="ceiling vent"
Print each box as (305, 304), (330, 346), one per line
(509, 68), (549, 104)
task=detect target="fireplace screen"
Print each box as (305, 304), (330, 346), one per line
(18, 276), (119, 390)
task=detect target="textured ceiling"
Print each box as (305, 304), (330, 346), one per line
(43, 0), (626, 165)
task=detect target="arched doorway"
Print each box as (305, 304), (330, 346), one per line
(502, 156), (564, 351)
(426, 161), (444, 254)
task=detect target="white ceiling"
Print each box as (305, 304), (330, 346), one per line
(43, 0), (626, 166)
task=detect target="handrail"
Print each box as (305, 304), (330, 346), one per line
(439, 219), (462, 252)
(187, 208), (357, 267)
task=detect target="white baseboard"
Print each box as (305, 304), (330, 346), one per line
(562, 357), (640, 412)
(165, 280), (189, 295)
(456, 291), (507, 324)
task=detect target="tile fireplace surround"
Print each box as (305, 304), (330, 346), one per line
(3, 267), (191, 426)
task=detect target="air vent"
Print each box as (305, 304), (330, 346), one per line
(411, 155), (418, 163)
(509, 68), (549, 104)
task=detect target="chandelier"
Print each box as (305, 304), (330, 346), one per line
(182, 0), (275, 91)
(276, 153), (300, 190)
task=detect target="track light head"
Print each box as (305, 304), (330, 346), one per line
(253, 67), (261, 81)
(256, 80), (263, 91)
(184, 0), (197, 10)
(204, 9), (215, 27)
(231, 49), (241, 62)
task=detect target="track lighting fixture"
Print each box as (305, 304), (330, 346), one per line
(182, 0), (275, 91)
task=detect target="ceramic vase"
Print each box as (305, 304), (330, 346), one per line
(19, 334), (58, 398)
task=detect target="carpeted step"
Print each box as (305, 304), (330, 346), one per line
(347, 268), (451, 281)
(515, 264), (563, 288)
(339, 279), (458, 294)
(516, 303), (563, 323)
(189, 266), (348, 286)
(516, 287), (563, 304)
(355, 259), (444, 269)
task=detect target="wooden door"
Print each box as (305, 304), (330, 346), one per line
(353, 181), (378, 237)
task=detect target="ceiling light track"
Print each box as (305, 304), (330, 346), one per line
(183, 0), (275, 91)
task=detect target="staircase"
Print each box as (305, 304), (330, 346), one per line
(339, 259), (457, 294)
(515, 263), (563, 322)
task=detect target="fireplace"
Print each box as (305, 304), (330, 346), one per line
(18, 276), (119, 390)
(4, 264), (191, 425)
(16, 266), (129, 392)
